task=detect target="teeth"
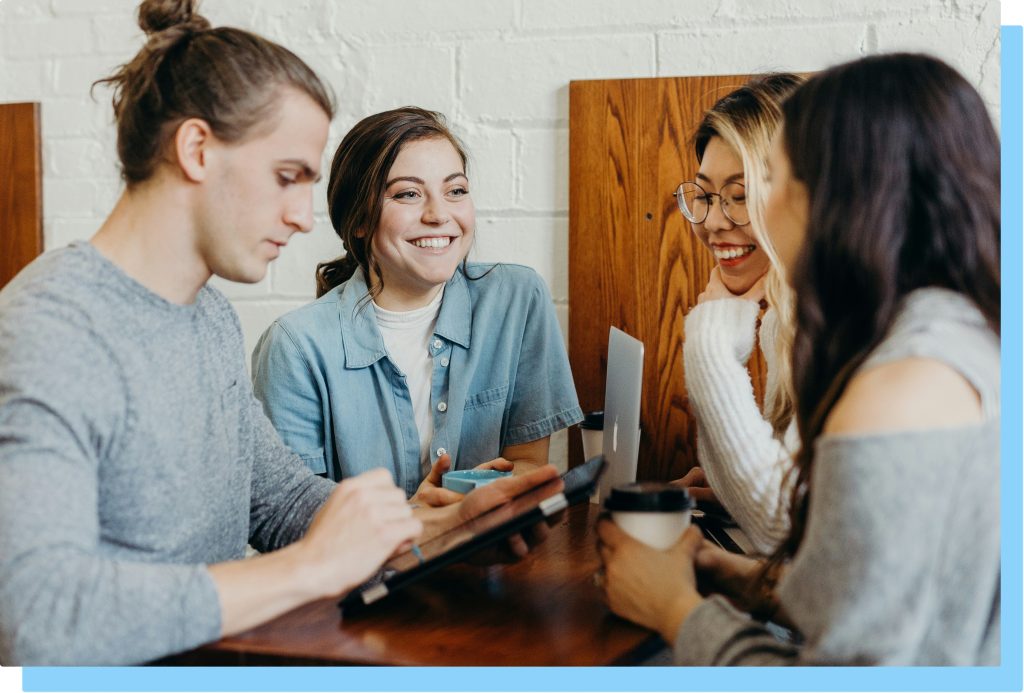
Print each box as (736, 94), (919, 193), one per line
(412, 237), (452, 249)
(713, 245), (756, 260)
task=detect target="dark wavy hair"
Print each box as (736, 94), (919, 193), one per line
(93, 0), (334, 187)
(315, 107), (470, 298)
(766, 53), (1000, 579)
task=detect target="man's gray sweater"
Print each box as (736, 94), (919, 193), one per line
(0, 242), (334, 665)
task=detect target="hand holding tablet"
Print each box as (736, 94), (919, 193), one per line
(339, 457), (606, 613)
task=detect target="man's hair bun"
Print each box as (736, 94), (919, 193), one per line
(137, 0), (210, 36)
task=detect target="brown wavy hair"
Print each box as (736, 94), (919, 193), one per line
(315, 107), (469, 299)
(763, 53), (999, 586)
(94, 0), (334, 187)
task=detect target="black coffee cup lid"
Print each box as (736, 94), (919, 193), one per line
(603, 482), (693, 512)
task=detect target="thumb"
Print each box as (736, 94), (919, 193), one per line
(676, 524), (704, 558)
(477, 457), (514, 472)
(694, 539), (724, 570)
(424, 453), (452, 486)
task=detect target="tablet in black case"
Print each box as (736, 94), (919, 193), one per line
(338, 455), (607, 614)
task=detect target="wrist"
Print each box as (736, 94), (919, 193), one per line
(290, 538), (349, 602)
(660, 590), (703, 643)
(414, 502), (458, 543)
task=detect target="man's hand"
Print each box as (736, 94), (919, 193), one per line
(209, 470), (419, 637)
(298, 469), (422, 599)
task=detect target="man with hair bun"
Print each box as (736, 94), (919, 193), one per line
(0, 0), (557, 665)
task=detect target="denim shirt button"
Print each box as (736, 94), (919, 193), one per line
(440, 357), (450, 367)
(437, 401), (447, 412)
(432, 338), (443, 350)
(436, 447), (447, 457)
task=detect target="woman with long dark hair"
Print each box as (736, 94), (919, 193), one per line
(252, 107), (582, 505)
(598, 52), (1000, 665)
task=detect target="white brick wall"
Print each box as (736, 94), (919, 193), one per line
(0, 0), (1002, 471)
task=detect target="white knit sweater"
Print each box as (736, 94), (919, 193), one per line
(683, 298), (797, 555)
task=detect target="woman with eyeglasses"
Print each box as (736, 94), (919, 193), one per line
(673, 74), (803, 555)
(599, 52), (999, 665)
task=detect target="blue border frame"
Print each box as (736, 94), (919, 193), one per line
(18, 25), (1024, 693)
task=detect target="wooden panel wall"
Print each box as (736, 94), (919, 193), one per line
(568, 75), (767, 481)
(1, 103), (44, 289)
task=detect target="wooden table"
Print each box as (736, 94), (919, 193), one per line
(167, 503), (662, 666)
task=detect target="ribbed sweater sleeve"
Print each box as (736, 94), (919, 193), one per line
(0, 313), (221, 665)
(683, 299), (794, 555)
(244, 387), (334, 553)
(673, 596), (799, 665)
(674, 289), (1000, 666)
(675, 424), (1000, 665)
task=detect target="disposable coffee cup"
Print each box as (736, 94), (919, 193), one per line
(604, 483), (694, 550)
(580, 410), (604, 462)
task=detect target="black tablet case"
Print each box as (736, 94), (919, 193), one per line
(338, 455), (607, 613)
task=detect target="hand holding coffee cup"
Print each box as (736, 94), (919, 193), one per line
(603, 482), (694, 550)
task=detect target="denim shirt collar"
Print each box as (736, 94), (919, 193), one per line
(337, 267), (473, 369)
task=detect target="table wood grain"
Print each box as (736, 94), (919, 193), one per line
(166, 503), (661, 666)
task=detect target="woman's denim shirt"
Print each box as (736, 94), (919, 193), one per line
(251, 263), (583, 497)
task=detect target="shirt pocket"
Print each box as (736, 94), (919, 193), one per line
(460, 383), (509, 466)
(296, 446), (328, 475)
(464, 383), (509, 410)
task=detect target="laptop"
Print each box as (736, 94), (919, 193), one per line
(594, 327), (754, 555)
(596, 327), (644, 502)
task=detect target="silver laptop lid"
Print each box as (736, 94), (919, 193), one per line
(598, 327), (644, 500)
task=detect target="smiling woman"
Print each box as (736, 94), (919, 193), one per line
(674, 74), (804, 555)
(683, 137), (768, 292)
(251, 107), (583, 505)
(368, 137), (476, 309)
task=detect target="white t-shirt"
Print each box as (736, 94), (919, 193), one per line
(373, 289), (444, 477)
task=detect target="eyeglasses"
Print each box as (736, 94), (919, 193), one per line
(673, 181), (749, 226)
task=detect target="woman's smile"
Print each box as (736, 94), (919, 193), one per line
(711, 242), (758, 266)
(409, 235), (456, 251)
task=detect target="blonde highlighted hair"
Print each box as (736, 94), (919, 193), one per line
(693, 73), (804, 436)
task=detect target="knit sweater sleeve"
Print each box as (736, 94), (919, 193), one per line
(243, 385), (335, 553)
(683, 299), (792, 554)
(675, 426), (999, 665)
(214, 292), (335, 553)
(0, 314), (220, 665)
